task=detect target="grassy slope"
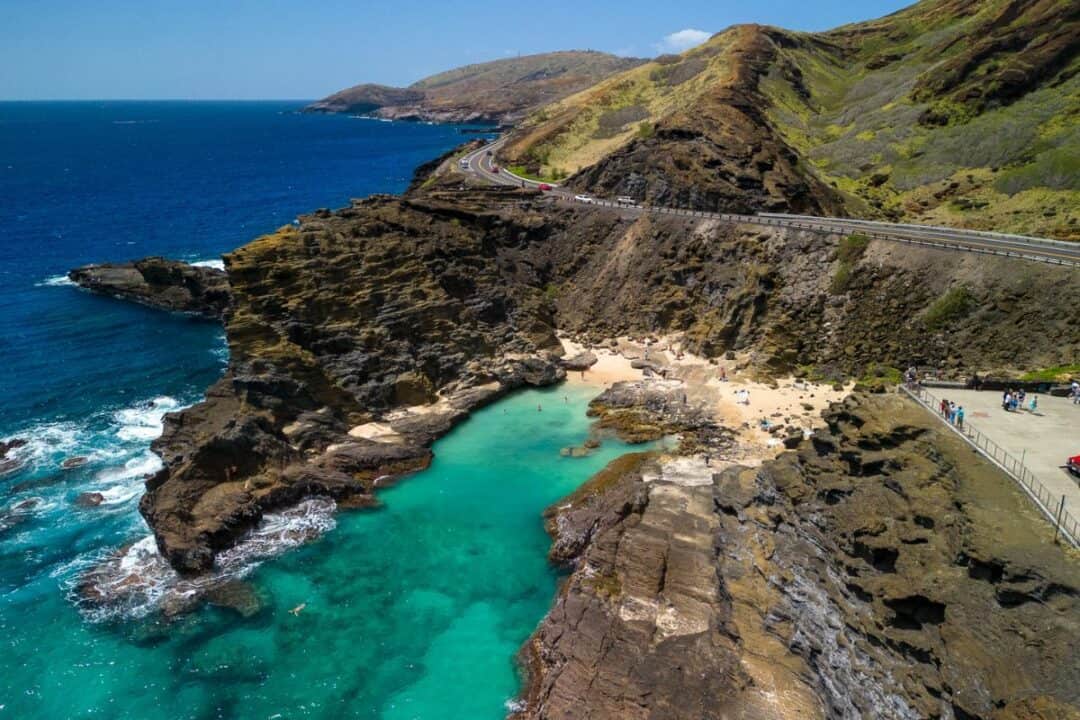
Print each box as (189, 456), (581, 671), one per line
(504, 0), (1079, 238)
(501, 33), (744, 178)
(763, 0), (1080, 239)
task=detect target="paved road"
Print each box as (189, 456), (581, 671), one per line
(459, 139), (1080, 268)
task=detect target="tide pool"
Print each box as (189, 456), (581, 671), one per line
(0, 384), (649, 719)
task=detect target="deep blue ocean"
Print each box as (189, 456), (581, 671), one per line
(0, 102), (650, 719)
(0, 101), (478, 435)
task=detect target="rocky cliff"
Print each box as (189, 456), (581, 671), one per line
(69, 257), (231, 319)
(306, 51), (645, 125)
(515, 391), (1080, 720)
(133, 184), (1079, 573)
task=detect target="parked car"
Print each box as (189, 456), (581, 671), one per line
(573, 194), (594, 204)
(538, 184), (552, 192)
(616, 196), (636, 205)
(1068, 454), (1080, 477)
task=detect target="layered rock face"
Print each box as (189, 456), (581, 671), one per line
(69, 257), (230, 319)
(136, 191), (1080, 573)
(140, 191), (570, 573)
(516, 392), (1080, 720)
(532, 207), (1080, 378)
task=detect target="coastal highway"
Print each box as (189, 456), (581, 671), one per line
(459, 140), (1080, 268)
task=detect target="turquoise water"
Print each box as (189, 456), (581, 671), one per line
(0, 384), (644, 718)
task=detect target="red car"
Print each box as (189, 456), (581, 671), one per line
(538, 183), (552, 192)
(1068, 455), (1080, 477)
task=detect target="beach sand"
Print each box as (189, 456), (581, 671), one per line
(561, 334), (850, 463)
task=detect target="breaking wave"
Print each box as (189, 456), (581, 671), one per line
(68, 497), (338, 621)
(35, 274), (75, 287)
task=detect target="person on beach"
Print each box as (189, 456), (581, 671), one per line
(956, 406), (964, 429)
(1029, 395), (1038, 413)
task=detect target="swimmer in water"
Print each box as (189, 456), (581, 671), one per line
(289, 603), (306, 616)
(538, 404), (542, 412)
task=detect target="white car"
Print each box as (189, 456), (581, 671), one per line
(616, 196), (636, 205)
(574, 194), (594, 204)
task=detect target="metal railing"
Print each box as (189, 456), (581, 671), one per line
(901, 384), (1079, 546)
(548, 198), (1080, 268)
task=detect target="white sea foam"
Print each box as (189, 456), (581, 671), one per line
(95, 484), (143, 506)
(70, 497), (338, 621)
(2, 422), (83, 471)
(95, 452), (163, 485)
(113, 396), (179, 442)
(35, 274), (75, 287)
(190, 258), (225, 270)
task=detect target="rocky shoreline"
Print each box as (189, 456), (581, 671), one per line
(68, 257), (231, 319)
(65, 137), (1080, 716)
(512, 387), (1080, 720)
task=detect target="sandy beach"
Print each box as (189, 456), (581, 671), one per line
(562, 334), (850, 462)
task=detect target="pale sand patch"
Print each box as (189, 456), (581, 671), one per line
(346, 422), (404, 444)
(560, 337), (644, 388)
(560, 333), (850, 463)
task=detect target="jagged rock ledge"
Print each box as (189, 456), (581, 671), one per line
(68, 257), (231, 320)
(512, 390), (1080, 720)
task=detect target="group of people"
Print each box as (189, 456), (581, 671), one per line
(1002, 388), (1038, 413)
(938, 398), (966, 428)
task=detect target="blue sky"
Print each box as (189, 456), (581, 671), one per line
(1, 0), (913, 100)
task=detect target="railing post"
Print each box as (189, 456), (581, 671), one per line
(1054, 495), (1066, 544)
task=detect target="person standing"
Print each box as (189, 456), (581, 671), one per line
(956, 406), (965, 429)
(1029, 395), (1038, 413)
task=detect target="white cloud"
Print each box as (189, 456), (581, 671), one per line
(655, 29), (712, 54)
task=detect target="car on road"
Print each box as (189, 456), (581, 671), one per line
(1068, 454), (1080, 477)
(574, 194), (594, 204)
(538, 184), (553, 192)
(616, 196), (636, 206)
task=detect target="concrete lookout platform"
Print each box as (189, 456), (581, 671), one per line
(902, 385), (1079, 546)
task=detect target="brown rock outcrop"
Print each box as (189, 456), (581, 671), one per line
(515, 392), (1080, 719)
(68, 257), (230, 319)
(132, 192), (1080, 574)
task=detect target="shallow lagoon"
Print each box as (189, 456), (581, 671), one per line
(0, 384), (647, 719)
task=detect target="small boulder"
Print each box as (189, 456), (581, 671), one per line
(562, 351), (598, 371)
(75, 492), (105, 507)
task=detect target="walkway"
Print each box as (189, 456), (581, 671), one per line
(903, 385), (1079, 546)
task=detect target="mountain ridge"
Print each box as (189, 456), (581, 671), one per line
(306, 50), (646, 125)
(500, 0), (1079, 237)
